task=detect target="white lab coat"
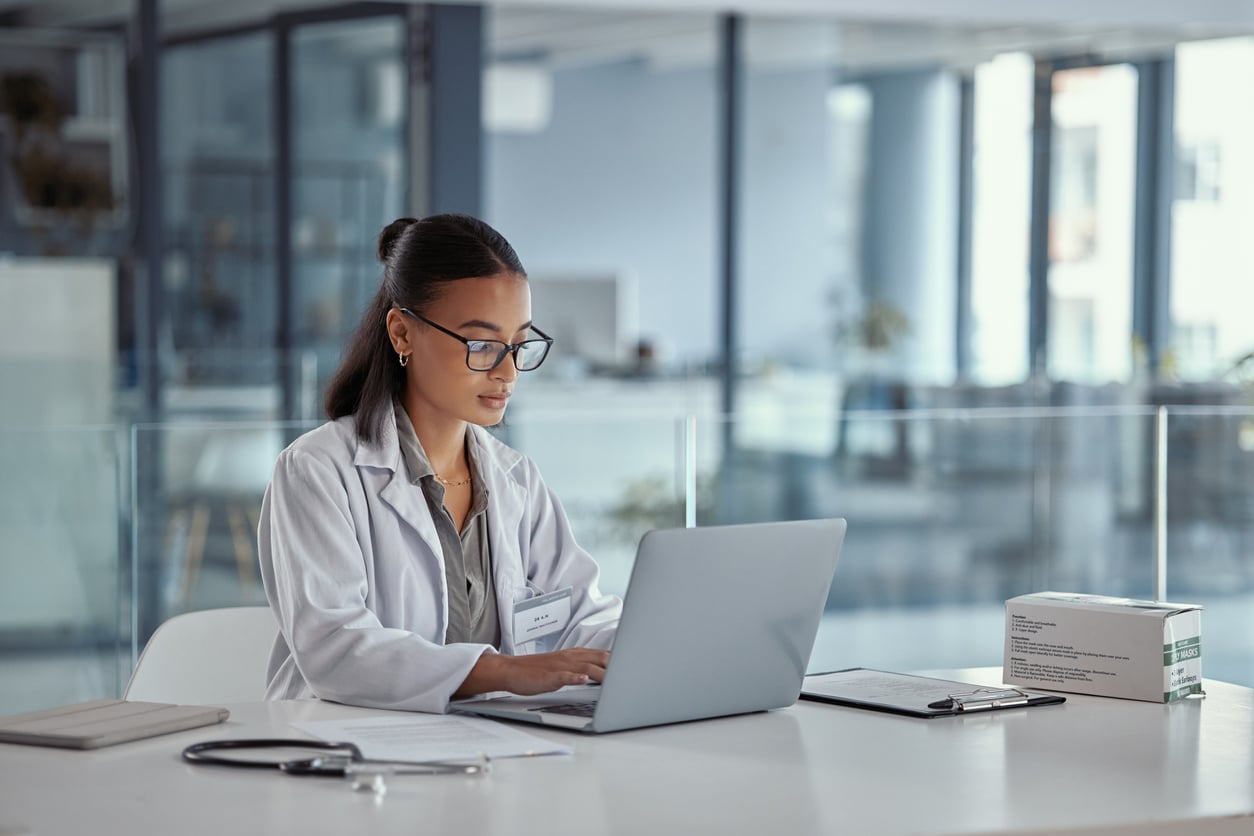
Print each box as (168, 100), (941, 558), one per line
(257, 409), (621, 713)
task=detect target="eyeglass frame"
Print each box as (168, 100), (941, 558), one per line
(397, 307), (554, 372)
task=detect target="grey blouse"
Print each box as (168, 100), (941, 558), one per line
(393, 401), (501, 648)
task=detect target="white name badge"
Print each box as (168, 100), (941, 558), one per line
(513, 587), (573, 645)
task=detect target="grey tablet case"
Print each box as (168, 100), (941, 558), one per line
(0, 699), (229, 749)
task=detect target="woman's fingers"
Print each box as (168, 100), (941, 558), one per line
(507, 648), (610, 695)
(457, 647), (612, 698)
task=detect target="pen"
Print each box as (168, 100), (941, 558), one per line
(929, 689), (1031, 711)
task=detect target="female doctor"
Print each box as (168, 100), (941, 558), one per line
(258, 214), (621, 713)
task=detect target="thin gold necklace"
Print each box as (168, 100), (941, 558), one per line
(433, 472), (471, 488)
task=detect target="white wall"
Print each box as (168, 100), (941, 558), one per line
(487, 58), (849, 368)
(486, 60), (720, 365)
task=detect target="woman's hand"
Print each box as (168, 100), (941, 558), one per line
(455, 648), (609, 698)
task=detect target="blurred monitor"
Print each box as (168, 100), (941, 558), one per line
(528, 274), (636, 371)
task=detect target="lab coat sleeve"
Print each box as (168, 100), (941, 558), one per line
(518, 458), (622, 651)
(259, 446), (489, 713)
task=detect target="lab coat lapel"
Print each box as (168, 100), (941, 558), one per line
(355, 409), (446, 579)
(378, 469), (444, 562)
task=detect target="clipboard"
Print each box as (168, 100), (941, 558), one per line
(800, 668), (1065, 718)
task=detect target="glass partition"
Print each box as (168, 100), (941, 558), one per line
(2, 403), (1252, 716)
(1162, 407), (1254, 687)
(147, 351), (322, 422)
(129, 422), (316, 646)
(696, 406), (1161, 674)
(0, 426), (123, 715)
(501, 408), (690, 597)
(129, 410), (683, 636)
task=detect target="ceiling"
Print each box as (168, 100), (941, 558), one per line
(2, 0), (1252, 28)
(1, 0), (1250, 74)
(488, 9), (1218, 72)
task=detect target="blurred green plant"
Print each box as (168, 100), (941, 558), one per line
(603, 475), (714, 543)
(0, 71), (64, 136)
(0, 70), (117, 219)
(829, 285), (911, 353)
(848, 300), (911, 351)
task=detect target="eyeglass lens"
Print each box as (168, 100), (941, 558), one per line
(466, 339), (550, 371)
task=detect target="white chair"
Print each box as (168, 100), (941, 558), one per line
(124, 606), (278, 704)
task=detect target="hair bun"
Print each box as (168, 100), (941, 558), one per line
(378, 217), (419, 262)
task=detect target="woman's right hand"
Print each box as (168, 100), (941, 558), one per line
(455, 648), (609, 698)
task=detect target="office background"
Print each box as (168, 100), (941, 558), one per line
(0, 0), (1251, 715)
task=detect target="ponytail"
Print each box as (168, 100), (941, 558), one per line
(323, 288), (403, 444)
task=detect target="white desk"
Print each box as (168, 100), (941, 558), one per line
(2, 672), (1253, 836)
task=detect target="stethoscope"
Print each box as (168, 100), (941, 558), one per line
(182, 738), (491, 793)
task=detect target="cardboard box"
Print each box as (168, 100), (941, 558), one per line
(1004, 592), (1203, 703)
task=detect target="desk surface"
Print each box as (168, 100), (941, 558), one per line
(2, 670), (1253, 836)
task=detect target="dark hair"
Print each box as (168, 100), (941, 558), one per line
(324, 213), (527, 443)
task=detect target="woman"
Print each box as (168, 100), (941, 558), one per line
(258, 214), (620, 713)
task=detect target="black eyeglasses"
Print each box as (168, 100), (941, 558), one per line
(398, 308), (554, 372)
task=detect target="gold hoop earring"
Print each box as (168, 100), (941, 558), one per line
(398, 352), (409, 367)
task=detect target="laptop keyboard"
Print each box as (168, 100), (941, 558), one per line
(532, 701), (598, 718)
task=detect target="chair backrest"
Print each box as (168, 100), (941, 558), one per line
(124, 606), (278, 704)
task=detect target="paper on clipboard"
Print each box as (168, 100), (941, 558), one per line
(801, 668), (1065, 718)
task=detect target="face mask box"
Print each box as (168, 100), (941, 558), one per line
(1003, 592), (1203, 703)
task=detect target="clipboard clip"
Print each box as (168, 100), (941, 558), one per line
(932, 687), (1031, 712)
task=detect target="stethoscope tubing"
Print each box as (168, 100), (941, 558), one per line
(182, 738), (365, 775)
(181, 738), (490, 776)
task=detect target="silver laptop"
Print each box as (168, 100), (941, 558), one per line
(454, 518), (846, 733)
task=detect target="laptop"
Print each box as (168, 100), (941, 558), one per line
(454, 518), (846, 733)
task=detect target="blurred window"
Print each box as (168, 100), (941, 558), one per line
(1171, 38), (1254, 381)
(969, 52), (1033, 385)
(291, 16), (407, 391)
(163, 33), (276, 385)
(1046, 64), (1138, 384)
